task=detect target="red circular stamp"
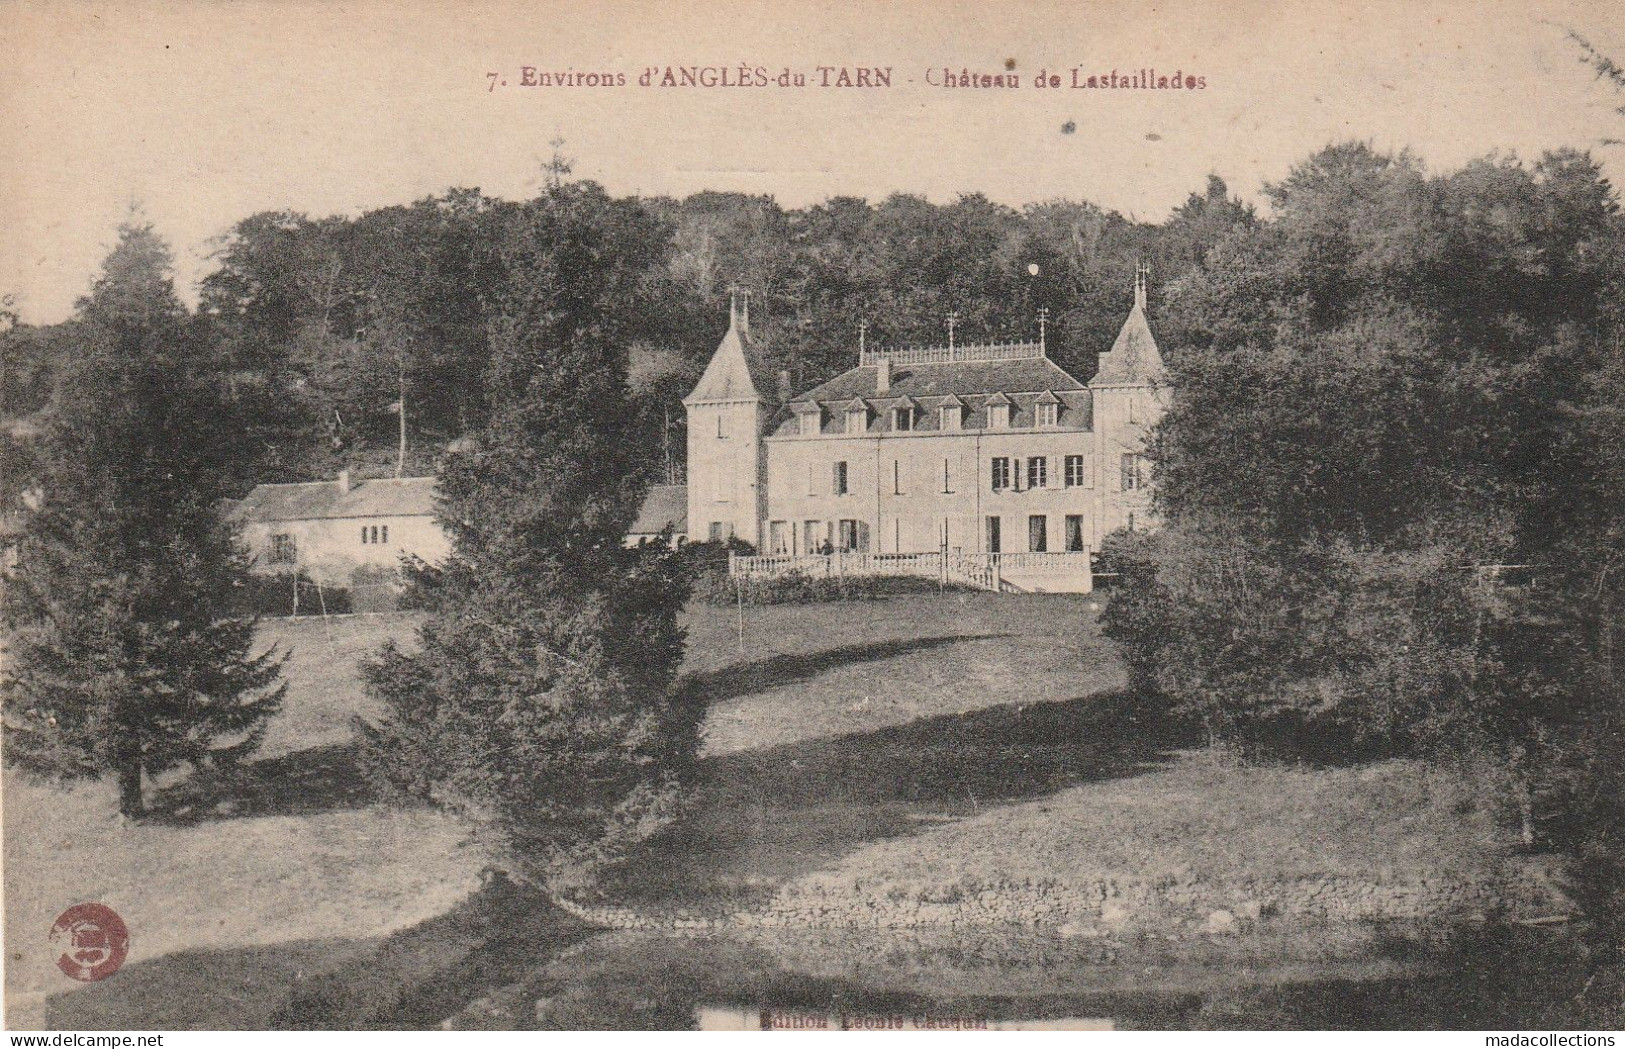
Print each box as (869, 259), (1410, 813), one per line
(50, 903), (129, 982)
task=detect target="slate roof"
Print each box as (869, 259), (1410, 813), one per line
(770, 356), (1093, 436)
(231, 476), (438, 523)
(629, 484), (688, 536)
(685, 309), (776, 404)
(1093, 293), (1165, 385)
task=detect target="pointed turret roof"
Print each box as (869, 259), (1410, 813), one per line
(684, 296), (773, 404)
(1092, 266), (1166, 387)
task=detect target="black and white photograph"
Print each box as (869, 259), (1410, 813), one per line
(1, 0), (1622, 1036)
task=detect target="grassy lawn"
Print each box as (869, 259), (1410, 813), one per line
(2, 613), (485, 1029)
(3, 595), (1554, 1028)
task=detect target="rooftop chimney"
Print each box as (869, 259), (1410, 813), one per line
(337, 468), (351, 494)
(875, 355), (891, 394)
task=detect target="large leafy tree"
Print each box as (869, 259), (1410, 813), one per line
(1, 223), (285, 818)
(1105, 144), (1624, 794)
(357, 180), (698, 887)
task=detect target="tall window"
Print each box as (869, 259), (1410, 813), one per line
(892, 459), (903, 495)
(270, 533), (297, 563)
(941, 457), (953, 493)
(1027, 456), (1047, 489)
(990, 456), (1011, 491)
(987, 403), (1010, 429)
(807, 460), (817, 495)
(708, 521), (733, 541)
(768, 521), (788, 554)
(716, 414), (727, 439)
(1065, 454), (1086, 488)
(1036, 402), (1058, 427)
(381, 525), (389, 544)
(833, 460), (849, 495)
(804, 520), (822, 553)
(1028, 515), (1048, 553)
(1121, 453), (1145, 491)
(940, 404), (961, 431)
(986, 515), (1002, 553)
(893, 407), (912, 431)
(838, 519), (861, 551)
(1065, 514), (1085, 552)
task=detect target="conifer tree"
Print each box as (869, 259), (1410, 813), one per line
(357, 179), (698, 887)
(1, 223), (285, 818)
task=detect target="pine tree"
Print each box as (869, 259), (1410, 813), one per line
(1, 223), (285, 818)
(356, 181), (698, 888)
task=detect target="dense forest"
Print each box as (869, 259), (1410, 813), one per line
(0, 163), (1251, 494)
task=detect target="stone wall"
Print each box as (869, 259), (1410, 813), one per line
(556, 863), (1571, 936)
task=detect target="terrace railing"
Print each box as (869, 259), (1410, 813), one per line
(729, 549), (1093, 592)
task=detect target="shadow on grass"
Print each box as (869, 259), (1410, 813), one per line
(606, 688), (1189, 901)
(44, 875), (592, 1031)
(144, 743), (376, 826)
(681, 634), (1008, 706)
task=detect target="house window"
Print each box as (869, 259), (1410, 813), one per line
(1036, 401), (1058, 427)
(381, 525), (389, 544)
(804, 520), (823, 554)
(990, 457), (1011, 491)
(1065, 514), (1085, 552)
(716, 415), (727, 439)
(834, 460), (849, 495)
(1065, 454), (1087, 488)
(846, 407), (866, 434)
(940, 404), (961, 431)
(1121, 453), (1145, 491)
(986, 515), (1002, 553)
(768, 521), (789, 554)
(892, 459), (903, 495)
(269, 533), (297, 564)
(807, 460), (817, 495)
(708, 521), (733, 542)
(369, 525), (381, 544)
(838, 519), (861, 551)
(987, 403), (1010, 429)
(941, 458), (953, 493)
(893, 407), (913, 431)
(360, 526), (368, 544)
(1027, 456), (1047, 489)
(1029, 515), (1048, 553)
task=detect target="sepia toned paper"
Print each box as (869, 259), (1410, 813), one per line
(2, 0), (1622, 1035)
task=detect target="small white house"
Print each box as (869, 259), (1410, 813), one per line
(624, 483), (689, 547)
(229, 472), (448, 585)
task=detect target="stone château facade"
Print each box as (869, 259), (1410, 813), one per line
(683, 273), (1169, 589)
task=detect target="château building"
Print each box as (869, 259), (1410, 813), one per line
(682, 272), (1169, 591)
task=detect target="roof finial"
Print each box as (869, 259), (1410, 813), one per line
(727, 286), (740, 329)
(1037, 307), (1050, 355)
(947, 310), (959, 354)
(1134, 261), (1149, 310)
(858, 321), (868, 363)
(741, 289), (751, 335)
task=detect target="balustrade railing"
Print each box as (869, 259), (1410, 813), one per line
(729, 549), (1092, 592)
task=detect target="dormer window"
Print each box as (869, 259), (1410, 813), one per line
(940, 404), (962, 431)
(987, 402), (1010, 430)
(893, 406), (913, 431)
(1036, 402), (1058, 427)
(796, 405), (821, 437)
(846, 406), (867, 434)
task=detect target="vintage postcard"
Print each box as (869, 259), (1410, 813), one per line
(2, 0), (1623, 1036)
